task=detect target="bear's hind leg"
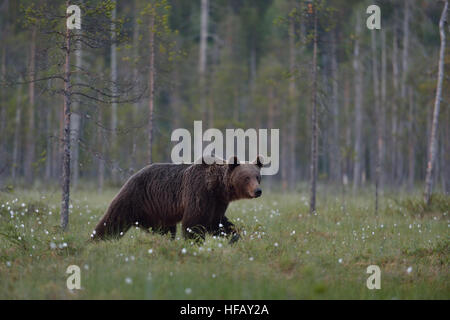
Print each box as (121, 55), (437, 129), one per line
(169, 225), (177, 239)
(151, 225), (177, 239)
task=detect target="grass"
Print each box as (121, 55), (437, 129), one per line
(0, 186), (448, 299)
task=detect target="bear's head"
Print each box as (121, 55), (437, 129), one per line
(226, 155), (263, 201)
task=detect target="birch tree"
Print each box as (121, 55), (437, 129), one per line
(352, 13), (363, 192)
(424, 0), (447, 205)
(309, 1), (319, 213)
(12, 83), (22, 180)
(70, 0), (83, 189)
(371, 29), (381, 214)
(24, 26), (36, 184)
(391, 15), (399, 184)
(199, 0), (209, 124)
(401, 0), (410, 186)
(330, 29), (341, 183)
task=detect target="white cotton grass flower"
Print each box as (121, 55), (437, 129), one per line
(407, 266), (413, 274)
(148, 249), (153, 254)
(274, 242), (279, 247)
(181, 248), (187, 254)
(185, 288), (192, 295)
(125, 277), (133, 284)
(249, 257), (254, 261)
(338, 258), (343, 264)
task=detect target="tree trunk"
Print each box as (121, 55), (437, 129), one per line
(97, 105), (105, 193)
(424, 0), (447, 204)
(267, 86), (275, 191)
(330, 29), (341, 183)
(352, 14), (363, 193)
(110, 0), (118, 181)
(97, 59), (105, 193)
(24, 26), (37, 184)
(61, 22), (72, 231)
(0, 42), (6, 181)
(371, 29), (382, 214)
(44, 91), (52, 182)
(148, 14), (155, 164)
(309, 10), (318, 214)
(407, 87), (415, 190)
(199, 0), (209, 124)
(12, 83), (22, 180)
(400, 0), (410, 186)
(131, 0), (140, 171)
(344, 78), (351, 185)
(71, 17), (83, 189)
(288, 16), (297, 190)
(380, 28), (387, 189)
(391, 17), (399, 185)
(444, 107), (450, 195)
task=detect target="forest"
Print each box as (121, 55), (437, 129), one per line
(0, 0), (447, 195)
(0, 0), (448, 300)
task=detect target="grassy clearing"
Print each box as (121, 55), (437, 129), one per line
(0, 186), (448, 299)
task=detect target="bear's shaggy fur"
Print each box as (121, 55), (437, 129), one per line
(91, 156), (263, 243)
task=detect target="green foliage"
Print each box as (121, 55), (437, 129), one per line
(0, 188), (448, 299)
(139, 0), (182, 62)
(389, 194), (450, 217)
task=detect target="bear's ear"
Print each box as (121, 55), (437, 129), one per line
(254, 155), (264, 168)
(228, 156), (240, 171)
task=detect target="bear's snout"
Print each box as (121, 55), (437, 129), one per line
(254, 188), (262, 198)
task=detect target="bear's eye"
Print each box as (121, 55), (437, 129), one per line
(245, 176), (250, 182)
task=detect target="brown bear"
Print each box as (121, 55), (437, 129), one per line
(91, 156), (263, 243)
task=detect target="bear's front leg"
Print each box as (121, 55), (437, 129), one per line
(182, 223), (206, 243)
(214, 216), (240, 244)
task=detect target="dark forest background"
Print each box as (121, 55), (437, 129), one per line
(0, 0), (448, 197)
